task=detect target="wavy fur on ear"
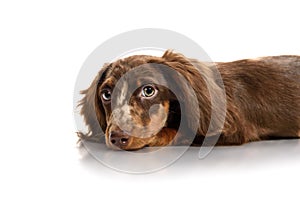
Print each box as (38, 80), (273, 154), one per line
(162, 50), (240, 139)
(77, 64), (110, 142)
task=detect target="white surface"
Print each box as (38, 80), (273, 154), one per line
(80, 140), (300, 174)
(0, 0), (299, 200)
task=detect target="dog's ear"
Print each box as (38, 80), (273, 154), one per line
(77, 64), (110, 139)
(162, 50), (226, 137)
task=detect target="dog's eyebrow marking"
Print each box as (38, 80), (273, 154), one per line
(100, 78), (114, 90)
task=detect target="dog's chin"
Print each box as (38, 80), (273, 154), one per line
(105, 138), (152, 151)
(106, 143), (149, 151)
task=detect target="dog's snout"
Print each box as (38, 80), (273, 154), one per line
(110, 130), (130, 148)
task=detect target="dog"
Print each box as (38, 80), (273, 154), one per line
(77, 50), (300, 150)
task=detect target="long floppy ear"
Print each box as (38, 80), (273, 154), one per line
(162, 50), (226, 137)
(77, 64), (110, 142)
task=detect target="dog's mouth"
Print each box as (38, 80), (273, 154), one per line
(106, 132), (155, 151)
(105, 127), (179, 151)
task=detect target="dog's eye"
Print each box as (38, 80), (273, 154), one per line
(142, 85), (156, 98)
(101, 89), (111, 101)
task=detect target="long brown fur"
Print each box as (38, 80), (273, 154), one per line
(77, 50), (300, 150)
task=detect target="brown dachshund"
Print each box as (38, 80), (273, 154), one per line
(77, 50), (300, 150)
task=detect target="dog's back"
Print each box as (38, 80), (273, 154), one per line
(216, 56), (300, 143)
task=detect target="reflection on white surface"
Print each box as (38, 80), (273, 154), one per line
(81, 140), (192, 173)
(78, 139), (300, 174)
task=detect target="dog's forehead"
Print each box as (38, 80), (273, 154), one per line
(109, 55), (164, 74)
(105, 58), (164, 87)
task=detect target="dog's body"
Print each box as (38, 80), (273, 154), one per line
(206, 56), (300, 145)
(78, 51), (300, 150)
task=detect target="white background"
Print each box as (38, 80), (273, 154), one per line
(0, 0), (300, 200)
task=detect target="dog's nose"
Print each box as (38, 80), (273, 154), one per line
(109, 130), (130, 148)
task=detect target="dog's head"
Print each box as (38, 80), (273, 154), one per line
(78, 50), (218, 150)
